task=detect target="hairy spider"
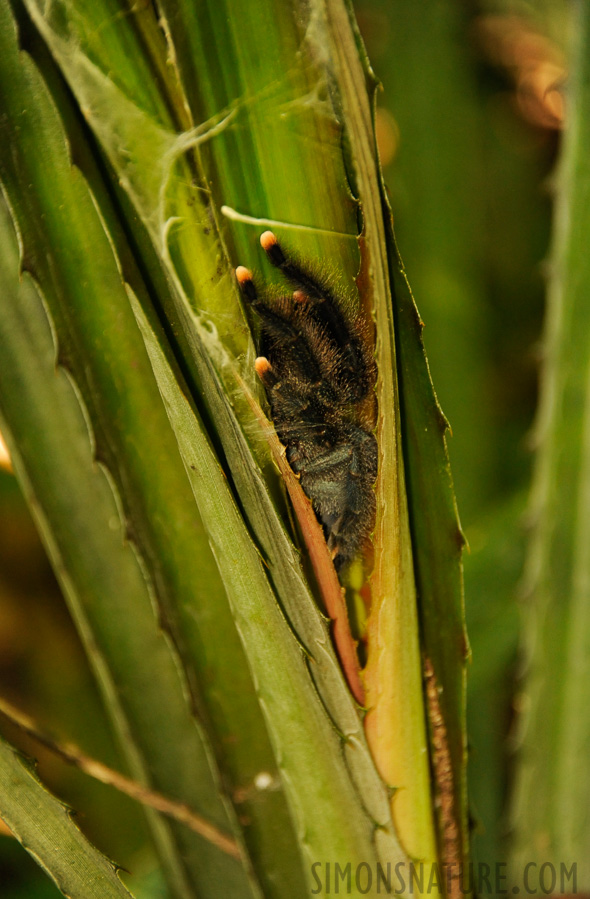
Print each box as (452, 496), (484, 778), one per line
(236, 232), (377, 572)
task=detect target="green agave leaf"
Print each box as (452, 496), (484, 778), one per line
(343, 0), (468, 869)
(0, 735), (133, 899)
(0, 6), (289, 896)
(0, 182), (256, 899)
(148, 0), (440, 868)
(20, 0), (410, 871)
(510, 2), (590, 886)
(0, 1), (409, 895)
(319, 2), (438, 870)
(10, 15), (313, 894)
(5, 0), (471, 891)
(382, 146), (469, 875)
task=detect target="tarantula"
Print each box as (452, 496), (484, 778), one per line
(236, 232), (377, 571)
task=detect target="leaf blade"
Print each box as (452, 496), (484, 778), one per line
(0, 736), (134, 899)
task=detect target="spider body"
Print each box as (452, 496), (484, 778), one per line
(237, 232), (377, 571)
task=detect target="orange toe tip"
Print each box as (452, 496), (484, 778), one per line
(260, 231), (278, 251)
(254, 356), (272, 376)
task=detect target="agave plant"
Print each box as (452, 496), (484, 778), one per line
(1, 0), (588, 897)
(0, 0), (468, 895)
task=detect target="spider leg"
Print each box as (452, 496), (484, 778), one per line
(259, 233), (371, 401)
(253, 356), (279, 389)
(237, 265), (344, 409)
(260, 232), (331, 303)
(253, 359), (329, 431)
(237, 266), (323, 385)
(236, 266), (300, 342)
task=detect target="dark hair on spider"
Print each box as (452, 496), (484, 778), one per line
(236, 231), (377, 572)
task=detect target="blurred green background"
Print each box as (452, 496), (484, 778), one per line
(0, 0), (565, 893)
